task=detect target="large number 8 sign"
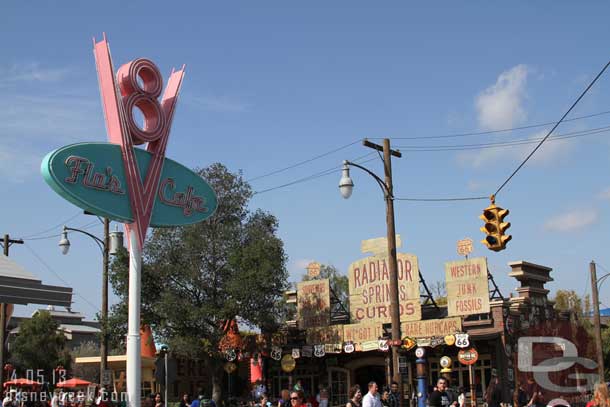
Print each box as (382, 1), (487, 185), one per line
(117, 59), (167, 145)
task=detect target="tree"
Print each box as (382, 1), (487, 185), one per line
(70, 341), (100, 383)
(108, 163), (288, 403)
(553, 290), (590, 320)
(9, 311), (70, 377)
(301, 264), (349, 308)
(431, 281), (447, 306)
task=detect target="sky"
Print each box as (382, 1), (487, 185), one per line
(2, 2), (610, 320)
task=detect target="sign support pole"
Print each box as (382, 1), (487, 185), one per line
(126, 229), (142, 407)
(468, 365), (475, 407)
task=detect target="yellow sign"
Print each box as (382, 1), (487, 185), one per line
(444, 334), (456, 346)
(297, 279), (331, 328)
(348, 252), (421, 323)
(343, 323), (384, 343)
(401, 317), (462, 338)
(445, 257), (490, 317)
(402, 336), (416, 350)
(281, 354), (296, 373)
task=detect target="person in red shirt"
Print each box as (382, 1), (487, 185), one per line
(586, 383), (610, 407)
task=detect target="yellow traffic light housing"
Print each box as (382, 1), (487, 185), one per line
(479, 197), (511, 252)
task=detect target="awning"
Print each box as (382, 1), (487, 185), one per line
(0, 255), (72, 307)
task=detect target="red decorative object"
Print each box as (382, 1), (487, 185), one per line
(3, 364), (12, 372)
(219, 319), (243, 352)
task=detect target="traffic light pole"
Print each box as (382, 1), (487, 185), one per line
(0, 235), (24, 390)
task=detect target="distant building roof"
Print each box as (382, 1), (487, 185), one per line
(0, 255), (72, 307)
(589, 308), (610, 317)
(33, 307), (85, 320)
(59, 324), (101, 334)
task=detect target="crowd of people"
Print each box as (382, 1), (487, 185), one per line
(245, 376), (610, 407)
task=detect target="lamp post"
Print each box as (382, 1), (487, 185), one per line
(590, 261), (608, 383)
(340, 138), (403, 406)
(59, 220), (123, 384)
(160, 345), (169, 407)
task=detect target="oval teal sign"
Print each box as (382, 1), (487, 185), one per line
(41, 142), (217, 227)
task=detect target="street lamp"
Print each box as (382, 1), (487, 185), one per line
(59, 221), (123, 384)
(340, 138), (404, 406)
(160, 345), (169, 407)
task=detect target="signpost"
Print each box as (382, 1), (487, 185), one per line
(41, 35), (217, 407)
(458, 348), (479, 407)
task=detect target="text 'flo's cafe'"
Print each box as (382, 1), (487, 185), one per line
(263, 236), (560, 407)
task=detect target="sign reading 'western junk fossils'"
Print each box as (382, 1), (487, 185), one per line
(445, 257), (490, 317)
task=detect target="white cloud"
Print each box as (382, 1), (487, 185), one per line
(0, 63), (71, 87)
(544, 209), (598, 232)
(476, 65), (528, 131)
(598, 187), (610, 200)
(456, 129), (573, 168)
(0, 144), (42, 183)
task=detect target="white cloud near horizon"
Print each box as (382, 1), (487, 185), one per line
(456, 129), (573, 168)
(0, 63), (71, 87)
(476, 64), (529, 131)
(599, 187), (610, 201)
(544, 209), (598, 232)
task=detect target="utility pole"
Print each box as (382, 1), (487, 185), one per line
(0, 235), (24, 390)
(101, 218), (110, 384)
(363, 139), (403, 406)
(590, 261), (606, 382)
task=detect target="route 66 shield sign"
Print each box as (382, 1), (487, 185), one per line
(271, 346), (282, 361)
(455, 333), (470, 348)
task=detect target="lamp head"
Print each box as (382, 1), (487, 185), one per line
(339, 161), (354, 199)
(58, 228), (70, 255)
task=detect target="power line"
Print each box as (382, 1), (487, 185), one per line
(22, 219), (102, 241)
(19, 210), (83, 239)
(383, 109), (610, 140)
(393, 125), (610, 151)
(253, 153), (376, 195)
(23, 242), (101, 313)
(494, 59), (610, 197)
(247, 139), (362, 182)
(394, 195), (488, 202)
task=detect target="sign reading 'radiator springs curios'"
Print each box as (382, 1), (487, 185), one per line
(348, 252), (421, 323)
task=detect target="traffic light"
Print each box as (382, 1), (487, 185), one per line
(479, 201), (511, 251)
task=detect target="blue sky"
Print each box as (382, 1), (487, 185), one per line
(2, 2), (610, 320)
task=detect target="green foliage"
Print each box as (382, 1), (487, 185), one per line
(553, 290), (587, 318)
(70, 341), (100, 383)
(108, 163), (288, 361)
(9, 311), (70, 376)
(602, 326), (610, 379)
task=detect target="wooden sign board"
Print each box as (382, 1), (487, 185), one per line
(297, 279), (331, 328)
(348, 253), (421, 323)
(445, 257), (490, 317)
(401, 317), (462, 338)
